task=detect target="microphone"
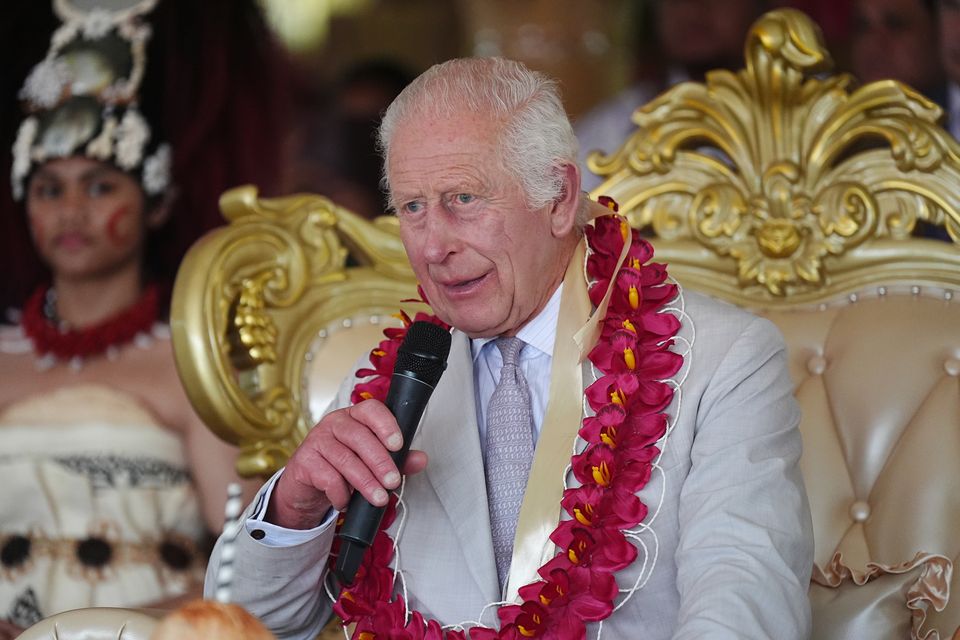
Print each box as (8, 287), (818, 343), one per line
(333, 320), (452, 585)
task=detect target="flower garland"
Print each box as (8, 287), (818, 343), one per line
(20, 283), (161, 362)
(331, 199), (683, 640)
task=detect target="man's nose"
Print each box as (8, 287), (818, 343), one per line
(421, 206), (459, 264)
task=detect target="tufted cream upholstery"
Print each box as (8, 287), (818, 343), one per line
(760, 291), (960, 636)
(767, 292), (960, 572)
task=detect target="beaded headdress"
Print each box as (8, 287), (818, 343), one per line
(11, 0), (170, 200)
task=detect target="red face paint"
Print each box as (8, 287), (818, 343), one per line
(105, 205), (132, 246)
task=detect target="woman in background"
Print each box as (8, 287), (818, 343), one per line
(0, 1), (291, 636)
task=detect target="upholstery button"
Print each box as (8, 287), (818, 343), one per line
(944, 359), (960, 376)
(849, 500), (871, 522)
(807, 355), (827, 375)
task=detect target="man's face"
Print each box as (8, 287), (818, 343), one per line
(940, 0), (960, 84)
(388, 110), (575, 338)
(851, 0), (943, 89)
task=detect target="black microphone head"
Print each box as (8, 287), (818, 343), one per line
(394, 321), (451, 387)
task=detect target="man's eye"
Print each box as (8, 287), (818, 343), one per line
(454, 193), (475, 205)
(401, 201), (424, 215)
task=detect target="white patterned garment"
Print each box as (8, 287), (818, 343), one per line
(0, 385), (206, 627)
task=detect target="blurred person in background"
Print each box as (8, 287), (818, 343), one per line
(288, 59), (415, 220)
(849, 0), (947, 102)
(575, 0), (766, 191)
(0, 1), (290, 636)
(0, 0), (293, 316)
(850, 0), (953, 239)
(938, 0), (960, 139)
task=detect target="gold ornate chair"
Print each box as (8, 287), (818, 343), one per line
(167, 8), (959, 640)
(586, 8), (960, 639)
(169, 190), (421, 640)
(170, 187), (423, 479)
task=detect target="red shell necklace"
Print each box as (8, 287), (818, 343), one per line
(20, 283), (161, 364)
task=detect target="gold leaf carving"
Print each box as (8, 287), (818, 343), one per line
(589, 8), (960, 299)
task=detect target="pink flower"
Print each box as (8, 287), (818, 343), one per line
(584, 214), (625, 259)
(407, 611), (447, 640)
(561, 484), (648, 530)
(498, 601), (550, 638)
(351, 597), (407, 638)
(466, 626), (500, 640)
(587, 330), (681, 381)
(599, 309), (681, 346)
(546, 521), (637, 573)
(571, 441), (657, 494)
(584, 373), (675, 415)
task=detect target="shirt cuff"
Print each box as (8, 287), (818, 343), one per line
(244, 468), (338, 547)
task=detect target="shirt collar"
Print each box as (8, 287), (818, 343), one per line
(469, 284), (563, 361)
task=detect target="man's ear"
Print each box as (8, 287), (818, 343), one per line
(548, 162), (580, 239)
(145, 187), (178, 230)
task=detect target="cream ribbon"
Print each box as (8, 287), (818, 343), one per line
(504, 199), (632, 601)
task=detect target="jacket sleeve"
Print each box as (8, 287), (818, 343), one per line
(203, 361), (365, 639)
(672, 316), (814, 639)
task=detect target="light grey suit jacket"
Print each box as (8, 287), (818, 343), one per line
(205, 290), (814, 639)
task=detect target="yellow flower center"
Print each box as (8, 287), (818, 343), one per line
(629, 286), (640, 310)
(610, 388), (626, 405)
(518, 620), (539, 637)
(623, 347), (636, 370)
(592, 460), (612, 486)
(359, 391), (373, 400)
(622, 319), (637, 334)
(600, 426), (618, 448)
(574, 503), (595, 525)
(568, 538), (589, 564)
(620, 220), (630, 243)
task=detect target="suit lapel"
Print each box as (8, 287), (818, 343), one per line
(414, 330), (500, 603)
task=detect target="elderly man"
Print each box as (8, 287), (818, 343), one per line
(205, 57), (813, 640)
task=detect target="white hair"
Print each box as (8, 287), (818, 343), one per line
(378, 57), (580, 211)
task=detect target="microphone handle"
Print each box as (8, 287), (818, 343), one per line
(334, 372), (436, 582)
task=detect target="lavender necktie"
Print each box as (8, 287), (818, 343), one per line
(484, 336), (535, 588)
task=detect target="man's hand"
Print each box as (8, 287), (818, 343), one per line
(265, 399), (429, 529)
